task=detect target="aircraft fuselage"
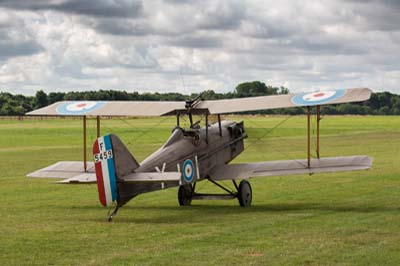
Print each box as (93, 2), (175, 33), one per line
(117, 120), (247, 203)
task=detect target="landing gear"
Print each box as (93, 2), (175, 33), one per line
(237, 180), (252, 207)
(178, 179), (252, 207)
(178, 184), (193, 206)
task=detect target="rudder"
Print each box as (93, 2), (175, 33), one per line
(93, 134), (140, 207)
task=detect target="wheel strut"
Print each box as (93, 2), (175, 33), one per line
(177, 179), (253, 207)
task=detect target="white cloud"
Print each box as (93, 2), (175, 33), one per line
(0, 0), (399, 95)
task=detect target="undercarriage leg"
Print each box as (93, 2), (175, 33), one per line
(177, 179), (253, 207)
(232, 180), (239, 191)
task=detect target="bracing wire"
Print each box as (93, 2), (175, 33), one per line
(94, 117), (168, 148)
(244, 116), (292, 151)
(115, 116), (172, 146)
(244, 115), (308, 168)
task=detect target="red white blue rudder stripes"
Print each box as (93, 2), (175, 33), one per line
(93, 135), (118, 207)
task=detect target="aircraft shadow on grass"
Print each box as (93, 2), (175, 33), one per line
(66, 203), (399, 224)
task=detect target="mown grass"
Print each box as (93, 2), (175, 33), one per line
(0, 115), (399, 265)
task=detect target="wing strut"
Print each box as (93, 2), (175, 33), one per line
(83, 115), (87, 172)
(205, 114), (209, 143)
(218, 114), (222, 136)
(307, 105), (322, 167)
(96, 115), (101, 138)
(83, 115), (101, 172)
(316, 105), (321, 158)
(307, 107), (311, 168)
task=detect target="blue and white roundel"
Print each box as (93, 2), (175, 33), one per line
(291, 89), (346, 106)
(57, 101), (106, 115)
(182, 159), (194, 183)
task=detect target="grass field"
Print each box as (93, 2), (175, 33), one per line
(0, 115), (399, 265)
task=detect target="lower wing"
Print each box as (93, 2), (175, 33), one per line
(211, 155), (372, 181)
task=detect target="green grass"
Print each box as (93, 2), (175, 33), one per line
(0, 115), (399, 265)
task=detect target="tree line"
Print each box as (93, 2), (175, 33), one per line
(0, 81), (399, 116)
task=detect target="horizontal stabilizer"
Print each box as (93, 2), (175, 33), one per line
(56, 171), (181, 184)
(27, 161), (94, 179)
(57, 173), (96, 184)
(122, 172), (181, 182)
(212, 156), (372, 181)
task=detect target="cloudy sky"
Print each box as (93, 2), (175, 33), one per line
(0, 0), (399, 95)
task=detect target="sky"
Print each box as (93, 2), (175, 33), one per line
(0, 0), (399, 95)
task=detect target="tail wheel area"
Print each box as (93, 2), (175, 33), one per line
(237, 180), (252, 207)
(178, 184), (193, 206)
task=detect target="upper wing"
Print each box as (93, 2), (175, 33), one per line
(198, 88), (371, 114)
(26, 88), (371, 117)
(26, 100), (185, 117)
(211, 155), (372, 181)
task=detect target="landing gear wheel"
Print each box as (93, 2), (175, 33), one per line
(178, 184), (193, 206)
(238, 180), (252, 207)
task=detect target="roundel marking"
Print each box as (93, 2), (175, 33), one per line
(291, 89), (346, 106)
(57, 101), (106, 115)
(182, 159), (195, 183)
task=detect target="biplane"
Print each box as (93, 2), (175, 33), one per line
(27, 88), (373, 221)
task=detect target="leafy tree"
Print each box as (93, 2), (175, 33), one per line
(48, 92), (65, 104)
(235, 81), (283, 97)
(378, 106), (391, 115)
(392, 96), (400, 111)
(279, 86), (289, 94)
(378, 92), (393, 109)
(35, 90), (48, 108)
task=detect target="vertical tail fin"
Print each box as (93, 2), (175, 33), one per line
(93, 134), (139, 207)
(93, 135), (118, 207)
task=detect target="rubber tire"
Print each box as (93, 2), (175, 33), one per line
(178, 184), (193, 206)
(238, 180), (252, 207)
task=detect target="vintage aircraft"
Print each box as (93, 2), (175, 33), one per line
(27, 88), (373, 221)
